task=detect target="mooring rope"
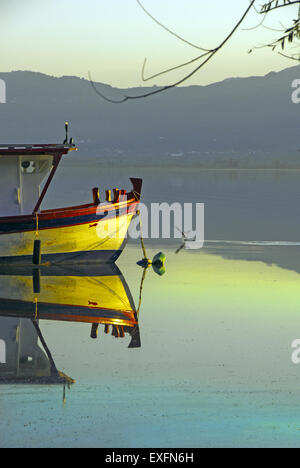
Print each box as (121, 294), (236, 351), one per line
(137, 209), (150, 264)
(34, 297), (38, 320)
(34, 213), (39, 238)
(136, 265), (148, 317)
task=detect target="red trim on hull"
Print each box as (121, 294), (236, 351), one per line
(0, 203), (139, 236)
(0, 193), (139, 225)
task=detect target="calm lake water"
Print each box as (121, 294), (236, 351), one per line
(1, 166), (300, 448)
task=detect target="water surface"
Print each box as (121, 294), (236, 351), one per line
(1, 168), (300, 448)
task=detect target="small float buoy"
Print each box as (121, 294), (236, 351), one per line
(137, 258), (152, 268)
(152, 252), (166, 276)
(137, 252), (166, 276)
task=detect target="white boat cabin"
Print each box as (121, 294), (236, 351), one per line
(0, 144), (76, 217)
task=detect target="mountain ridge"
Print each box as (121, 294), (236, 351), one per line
(1, 66), (300, 167)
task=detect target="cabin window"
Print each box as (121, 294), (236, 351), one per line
(21, 160), (36, 174)
(0, 339), (6, 364)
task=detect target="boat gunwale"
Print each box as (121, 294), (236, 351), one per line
(0, 144), (77, 156)
(0, 195), (139, 225)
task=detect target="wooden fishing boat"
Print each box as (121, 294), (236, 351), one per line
(0, 264), (141, 347)
(0, 263), (141, 384)
(0, 130), (142, 265)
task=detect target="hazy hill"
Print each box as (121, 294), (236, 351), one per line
(1, 67), (300, 167)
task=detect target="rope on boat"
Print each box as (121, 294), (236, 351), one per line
(34, 213), (39, 238)
(136, 266), (148, 317)
(137, 209), (149, 262)
(34, 297), (38, 320)
(135, 209), (152, 316)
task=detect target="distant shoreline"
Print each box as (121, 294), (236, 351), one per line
(62, 160), (300, 171)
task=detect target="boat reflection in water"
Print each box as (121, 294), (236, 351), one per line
(0, 264), (140, 385)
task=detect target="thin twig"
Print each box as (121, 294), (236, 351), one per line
(136, 0), (211, 52)
(142, 51), (211, 82)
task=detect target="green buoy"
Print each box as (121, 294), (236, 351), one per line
(152, 252), (166, 276)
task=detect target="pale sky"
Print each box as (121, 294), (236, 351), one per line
(1, 0), (299, 87)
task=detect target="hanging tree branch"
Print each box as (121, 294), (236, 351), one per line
(89, 0), (256, 103)
(261, 0), (300, 13)
(141, 51), (212, 83)
(248, 0), (300, 58)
